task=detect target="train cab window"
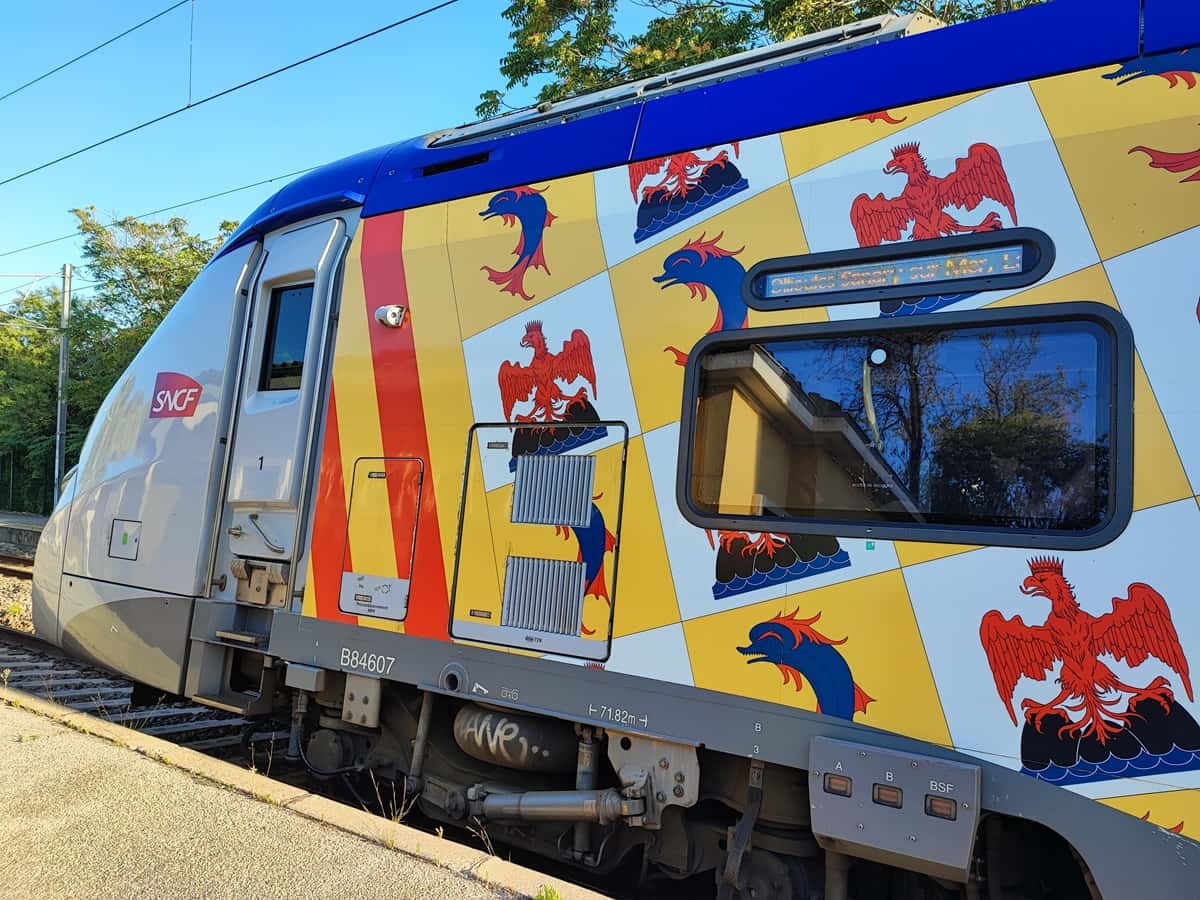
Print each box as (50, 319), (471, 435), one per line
(679, 303), (1133, 549)
(259, 283), (314, 391)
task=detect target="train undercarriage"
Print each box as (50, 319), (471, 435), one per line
(272, 669), (1095, 900)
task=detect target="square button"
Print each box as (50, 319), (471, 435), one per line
(823, 773), (852, 797)
(872, 784), (903, 808)
(925, 795), (958, 821)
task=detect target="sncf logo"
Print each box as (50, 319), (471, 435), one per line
(149, 372), (202, 419)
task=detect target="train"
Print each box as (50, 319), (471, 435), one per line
(29, 3), (1200, 898)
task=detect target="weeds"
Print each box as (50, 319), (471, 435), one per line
(366, 770), (419, 825)
(468, 816), (495, 856)
(533, 888), (563, 900)
(246, 724), (278, 777)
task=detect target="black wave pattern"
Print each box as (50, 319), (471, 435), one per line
(635, 162), (749, 244)
(508, 398), (607, 472)
(879, 292), (976, 317)
(713, 533), (850, 601)
(1020, 696), (1200, 787)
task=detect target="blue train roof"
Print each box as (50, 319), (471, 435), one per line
(219, 0), (1171, 258)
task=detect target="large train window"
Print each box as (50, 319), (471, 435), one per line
(677, 302), (1133, 550)
(259, 283), (314, 391)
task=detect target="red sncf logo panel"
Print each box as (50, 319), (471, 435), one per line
(149, 372), (202, 419)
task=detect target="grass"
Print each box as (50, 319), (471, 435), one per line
(533, 887), (563, 900)
(364, 770), (420, 825)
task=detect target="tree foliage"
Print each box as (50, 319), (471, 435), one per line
(0, 209), (236, 512)
(479, 0), (1043, 117)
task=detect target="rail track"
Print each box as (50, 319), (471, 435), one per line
(0, 625), (286, 757)
(0, 554), (33, 580)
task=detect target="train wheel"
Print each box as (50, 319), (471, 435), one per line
(725, 849), (797, 900)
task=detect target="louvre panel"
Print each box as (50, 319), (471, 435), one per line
(511, 453), (595, 527)
(501, 556), (585, 636)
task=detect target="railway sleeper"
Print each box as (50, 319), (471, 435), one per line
(274, 674), (1096, 900)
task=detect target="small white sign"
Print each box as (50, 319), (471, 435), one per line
(338, 572), (410, 621)
(108, 519), (141, 561)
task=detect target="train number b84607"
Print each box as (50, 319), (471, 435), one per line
(339, 648), (395, 675)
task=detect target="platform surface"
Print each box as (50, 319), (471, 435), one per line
(0, 701), (519, 900)
(0, 511), (46, 532)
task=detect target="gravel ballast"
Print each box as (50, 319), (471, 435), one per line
(0, 572), (32, 633)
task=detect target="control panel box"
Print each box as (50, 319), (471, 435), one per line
(808, 737), (981, 882)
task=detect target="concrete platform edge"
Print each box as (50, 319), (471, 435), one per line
(0, 685), (607, 900)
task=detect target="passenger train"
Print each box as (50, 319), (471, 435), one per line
(30, 3), (1200, 897)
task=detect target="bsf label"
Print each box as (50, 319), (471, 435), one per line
(340, 647), (395, 675)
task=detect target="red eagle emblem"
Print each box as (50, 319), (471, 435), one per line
(850, 141), (1018, 246)
(709, 530), (791, 559)
(497, 321), (597, 424)
(980, 557), (1193, 746)
(626, 144), (741, 204)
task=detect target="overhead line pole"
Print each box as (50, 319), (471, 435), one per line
(0, 269), (73, 504)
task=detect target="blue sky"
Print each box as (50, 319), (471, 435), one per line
(0, 1), (652, 296)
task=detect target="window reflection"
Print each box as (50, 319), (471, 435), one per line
(260, 284), (315, 391)
(691, 320), (1111, 532)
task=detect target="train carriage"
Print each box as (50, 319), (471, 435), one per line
(30, 3), (1200, 897)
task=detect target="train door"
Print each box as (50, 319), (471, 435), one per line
(186, 216), (347, 711)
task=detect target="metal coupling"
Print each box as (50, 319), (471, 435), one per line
(469, 787), (644, 824)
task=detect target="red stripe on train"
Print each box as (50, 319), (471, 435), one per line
(312, 385), (357, 624)
(360, 212), (451, 640)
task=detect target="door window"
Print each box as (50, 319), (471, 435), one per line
(259, 284), (314, 391)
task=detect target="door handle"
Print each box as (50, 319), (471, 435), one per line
(248, 513), (286, 554)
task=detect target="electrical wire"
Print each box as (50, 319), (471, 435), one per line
(0, 275), (96, 299)
(0, 164), (320, 260)
(0, 275), (56, 298)
(0, 309), (54, 331)
(0, 1), (191, 105)
(0, 0), (462, 190)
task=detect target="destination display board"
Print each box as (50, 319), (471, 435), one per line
(761, 245), (1024, 300)
(743, 229), (1054, 311)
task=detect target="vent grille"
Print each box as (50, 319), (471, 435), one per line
(501, 556), (585, 636)
(511, 453), (595, 527)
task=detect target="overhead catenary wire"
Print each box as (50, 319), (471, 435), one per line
(0, 276), (95, 299)
(0, 0), (462, 190)
(0, 1), (191, 105)
(0, 164), (320, 261)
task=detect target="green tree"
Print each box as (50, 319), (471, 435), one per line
(73, 207), (237, 400)
(0, 210), (236, 513)
(479, 0), (1043, 117)
(927, 330), (1099, 528)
